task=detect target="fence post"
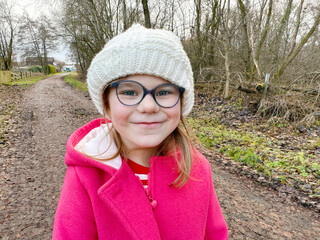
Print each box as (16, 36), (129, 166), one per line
(258, 73), (270, 117)
(0, 71), (12, 83)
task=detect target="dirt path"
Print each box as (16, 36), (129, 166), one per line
(0, 75), (319, 239)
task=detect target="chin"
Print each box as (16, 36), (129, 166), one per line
(134, 140), (163, 149)
(137, 143), (161, 149)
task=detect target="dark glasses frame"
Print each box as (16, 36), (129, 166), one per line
(104, 80), (185, 108)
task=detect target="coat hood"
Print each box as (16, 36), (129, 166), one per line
(65, 118), (122, 171)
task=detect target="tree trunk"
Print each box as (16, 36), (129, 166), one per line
(249, 24), (262, 80)
(237, 0), (252, 80)
(123, 0), (128, 30)
(193, 0), (202, 77)
(255, 0), (273, 67)
(141, 0), (151, 28)
(287, 0), (304, 57)
(0, 12), (14, 70)
(223, 38), (231, 99)
(271, 0), (293, 64)
(208, 0), (219, 66)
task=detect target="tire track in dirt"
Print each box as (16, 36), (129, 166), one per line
(0, 75), (319, 239)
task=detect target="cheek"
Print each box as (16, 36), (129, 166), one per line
(106, 91), (121, 119)
(107, 95), (135, 132)
(108, 100), (126, 121)
(168, 105), (181, 125)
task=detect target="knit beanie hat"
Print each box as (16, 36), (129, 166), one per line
(87, 23), (194, 117)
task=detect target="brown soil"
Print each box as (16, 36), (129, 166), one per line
(0, 75), (319, 239)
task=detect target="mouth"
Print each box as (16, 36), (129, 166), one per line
(134, 122), (163, 128)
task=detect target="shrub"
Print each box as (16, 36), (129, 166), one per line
(27, 65), (42, 72)
(48, 64), (56, 74)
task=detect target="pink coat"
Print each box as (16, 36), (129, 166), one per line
(53, 119), (228, 239)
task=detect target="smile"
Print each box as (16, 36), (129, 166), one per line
(134, 122), (163, 128)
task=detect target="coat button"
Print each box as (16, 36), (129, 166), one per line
(151, 200), (157, 208)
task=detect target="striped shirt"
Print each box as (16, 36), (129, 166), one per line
(127, 159), (149, 188)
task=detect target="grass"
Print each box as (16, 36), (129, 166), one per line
(7, 73), (61, 86)
(187, 115), (320, 196)
(64, 72), (88, 92)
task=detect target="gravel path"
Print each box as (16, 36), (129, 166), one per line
(0, 74), (319, 239)
(1, 75), (99, 239)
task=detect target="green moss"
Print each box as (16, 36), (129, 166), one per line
(187, 115), (320, 186)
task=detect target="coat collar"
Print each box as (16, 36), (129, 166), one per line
(98, 159), (161, 240)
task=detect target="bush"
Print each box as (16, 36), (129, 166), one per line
(48, 64), (56, 74)
(27, 65), (42, 72)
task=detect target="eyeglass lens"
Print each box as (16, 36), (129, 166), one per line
(115, 81), (182, 108)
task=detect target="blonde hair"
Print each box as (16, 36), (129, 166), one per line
(102, 91), (196, 188)
(157, 119), (196, 187)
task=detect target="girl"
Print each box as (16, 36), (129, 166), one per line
(53, 24), (228, 240)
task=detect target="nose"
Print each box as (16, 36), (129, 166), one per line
(136, 93), (160, 113)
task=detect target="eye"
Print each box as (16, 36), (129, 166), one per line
(156, 85), (178, 97)
(119, 90), (137, 96)
(157, 90), (171, 96)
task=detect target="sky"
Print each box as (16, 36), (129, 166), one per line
(11, 0), (70, 63)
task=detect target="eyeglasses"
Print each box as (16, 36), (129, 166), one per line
(105, 80), (185, 108)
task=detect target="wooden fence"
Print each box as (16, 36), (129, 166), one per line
(0, 71), (11, 83)
(0, 70), (36, 83)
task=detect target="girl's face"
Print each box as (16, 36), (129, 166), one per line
(106, 74), (181, 154)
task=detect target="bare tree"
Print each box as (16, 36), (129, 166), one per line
(274, 6), (320, 79)
(55, 0), (118, 77)
(55, 0), (148, 78)
(218, 0), (241, 98)
(19, 15), (57, 75)
(205, 0), (221, 67)
(55, 60), (66, 72)
(0, 0), (16, 70)
(187, 0), (204, 77)
(251, 0), (273, 80)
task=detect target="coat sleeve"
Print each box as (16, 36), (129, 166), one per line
(52, 167), (98, 240)
(204, 161), (228, 240)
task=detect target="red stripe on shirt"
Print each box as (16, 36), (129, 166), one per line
(126, 159), (149, 188)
